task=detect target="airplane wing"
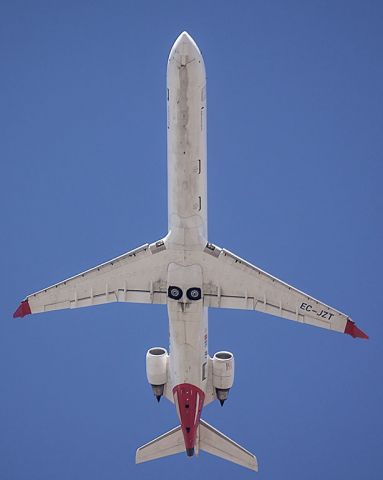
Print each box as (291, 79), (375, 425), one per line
(14, 241), (171, 318)
(200, 243), (367, 339)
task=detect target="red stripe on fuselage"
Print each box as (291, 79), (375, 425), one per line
(173, 383), (205, 454)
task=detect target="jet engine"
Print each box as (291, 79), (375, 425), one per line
(212, 351), (235, 405)
(146, 347), (168, 402)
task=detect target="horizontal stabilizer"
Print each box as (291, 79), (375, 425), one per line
(136, 425), (184, 464)
(199, 419), (258, 471)
(136, 420), (257, 470)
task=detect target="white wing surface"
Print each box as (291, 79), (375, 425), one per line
(14, 241), (171, 317)
(200, 243), (367, 339)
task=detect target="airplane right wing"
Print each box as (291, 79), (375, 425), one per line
(200, 243), (367, 339)
(14, 240), (173, 318)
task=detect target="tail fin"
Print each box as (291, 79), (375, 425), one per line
(198, 419), (258, 471)
(136, 425), (184, 464)
(136, 420), (258, 471)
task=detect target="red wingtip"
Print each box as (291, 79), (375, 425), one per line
(344, 319), (368, 339)
(13, 300), (31, 318)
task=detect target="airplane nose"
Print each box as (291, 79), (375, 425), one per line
(177, 31), (191, 43)
(176, 31), (197, 49)
(169, 31), (202, 64)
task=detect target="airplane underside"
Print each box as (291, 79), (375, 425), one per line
(13, 31), (367, 472)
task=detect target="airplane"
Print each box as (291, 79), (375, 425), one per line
(13, 31), (368, 472)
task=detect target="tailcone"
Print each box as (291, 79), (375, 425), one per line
(186, 448), (194, 457)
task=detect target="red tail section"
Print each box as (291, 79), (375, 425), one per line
(173, 383), (205, 456)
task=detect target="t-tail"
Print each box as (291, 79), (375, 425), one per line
(136, 418), (258, 472)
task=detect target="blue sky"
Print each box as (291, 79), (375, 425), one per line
(1, 1), (382, 479)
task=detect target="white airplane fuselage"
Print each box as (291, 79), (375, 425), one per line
(164, 32), (209, 453)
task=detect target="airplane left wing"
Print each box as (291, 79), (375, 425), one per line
(200, 243), (367, 339)
(14, 241), (171, 318)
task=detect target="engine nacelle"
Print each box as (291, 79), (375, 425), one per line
(212, 351), (235, 405)
(146, 347), (168, 401)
